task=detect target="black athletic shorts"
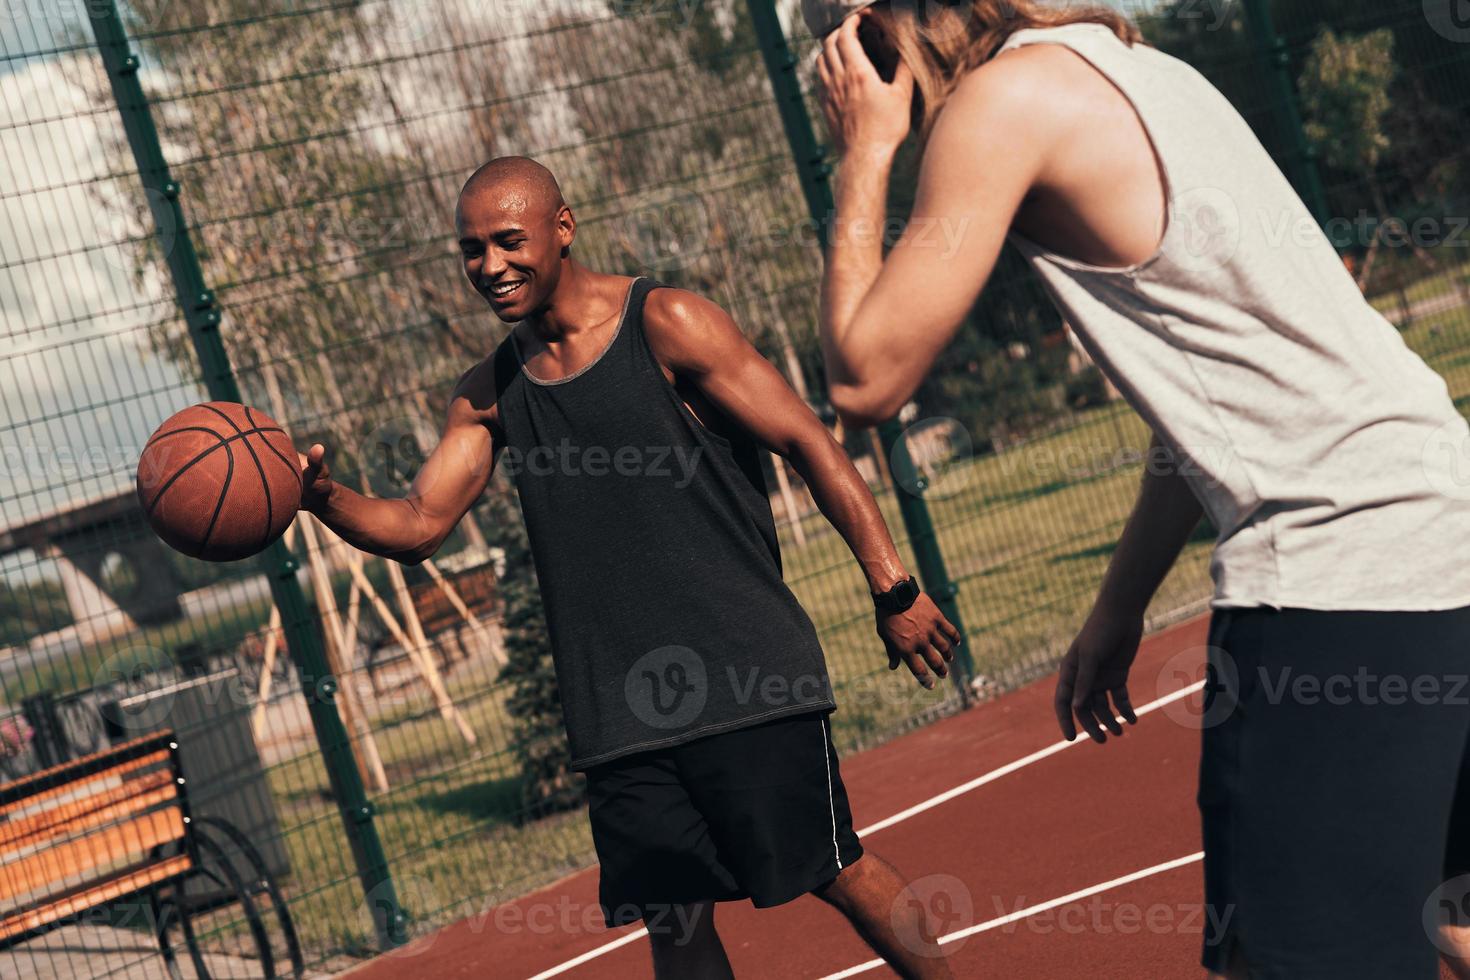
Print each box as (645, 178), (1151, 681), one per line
(1198, 604), (1470, 978)
(584, 708), (865, 930)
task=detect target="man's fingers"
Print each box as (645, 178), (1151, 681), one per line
(822, 28), (844, 74)
(1072, 701), (1106, 743)
(834, 15), (874, 81)
(1070, 645), (1099, 697)
(1056, 706), (1077, 742)
(920, 644), (947, 679)
(942, 617), (962, 646)
(1054, 658), (1078, 741)
(1091, 692), (1123, 737)
(928, 630), (953, 662)
(1112, 685), (1138, 725)
(905, 652), (936, 690)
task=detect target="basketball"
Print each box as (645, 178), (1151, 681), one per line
(135, 401), (302, 562)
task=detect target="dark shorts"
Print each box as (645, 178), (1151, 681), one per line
(1199, 604), (1470, 978)
(585, 708), (864, 929)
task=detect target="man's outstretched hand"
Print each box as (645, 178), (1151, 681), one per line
(878, 593), (961, 691)
(1055, 604), (1143, 744)
(297, 443), (334, 514)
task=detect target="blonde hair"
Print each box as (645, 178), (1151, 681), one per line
(872, 0), (1144, 143)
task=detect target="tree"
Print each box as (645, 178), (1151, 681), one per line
(1299, 28), (1470, 306)
(475, 477), (583, 819)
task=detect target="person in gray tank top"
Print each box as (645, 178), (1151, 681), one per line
(294, 155), (964, 978)
(805, 0), (1470, 977)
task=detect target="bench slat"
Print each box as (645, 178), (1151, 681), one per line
(0, 855), (191, 943)
(0, 733), (172, 808)
(0, 750), (173, 820)
(0, 805), (184, 906)
(0, 772), (178, 858)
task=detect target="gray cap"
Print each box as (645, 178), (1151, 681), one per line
(801, 0), (879, 38)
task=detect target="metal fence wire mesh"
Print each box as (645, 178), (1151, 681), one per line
(2, 0), (1468, 972)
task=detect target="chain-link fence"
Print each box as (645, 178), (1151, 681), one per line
(2, 0), (1468, 973)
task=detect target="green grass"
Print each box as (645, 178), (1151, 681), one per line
(1368, 262), (1470, 318)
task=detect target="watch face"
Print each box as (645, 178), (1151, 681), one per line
(877, 577), (919, 611)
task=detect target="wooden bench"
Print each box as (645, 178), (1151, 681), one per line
(365, 561), (502, 693)
(0, 730), (301, 978)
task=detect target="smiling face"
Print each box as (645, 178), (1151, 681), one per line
(455, 163), (574, 322)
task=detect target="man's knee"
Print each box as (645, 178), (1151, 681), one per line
(813, 855), (873, 910)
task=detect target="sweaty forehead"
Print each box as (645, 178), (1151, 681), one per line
(457, 180), (555, 233)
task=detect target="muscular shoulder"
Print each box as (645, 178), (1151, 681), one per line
(923, 44), (1122, 193)
(641, 286), (744, 378)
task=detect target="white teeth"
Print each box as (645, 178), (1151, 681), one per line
(491, 280), (523, 296)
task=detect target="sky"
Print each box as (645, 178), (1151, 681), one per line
(1, 4), (197, 585)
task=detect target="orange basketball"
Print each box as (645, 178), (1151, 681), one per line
(136, 401), (302, 562)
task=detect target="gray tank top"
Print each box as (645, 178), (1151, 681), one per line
(997, 23), (1470, 611)
(493, 277), (835, 769)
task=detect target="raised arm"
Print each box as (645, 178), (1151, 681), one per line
(642, 287), (961, 689)
(816, 18), (1058, 427)
(298, 368), (501, 565)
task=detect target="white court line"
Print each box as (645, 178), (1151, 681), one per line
(856, 680), (1206, 837)
(527, 679), (1209, 980)
(527, 928), (650, 980)
(817, 852), (1206, 980)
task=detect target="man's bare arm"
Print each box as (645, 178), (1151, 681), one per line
(819, 41), (1059, 428)
(1054, 431), (1206, 742)
(298, 370), (500, 565)
(642, 288), (961, 687)
(1097, 432), (1206, 617)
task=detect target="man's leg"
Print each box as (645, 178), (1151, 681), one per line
(1198, 606), (1470, 978)
(645, 902), (733, 980)
(813, 852), (954, 980)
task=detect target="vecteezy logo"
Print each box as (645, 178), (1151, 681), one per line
(1156, 644), (1238, 731)
(359, 415), (440, 498)
(893, 417), (976, 499)
(618, 187), (712, 273)
(1421, 416), (1470, 502)
(95, 645), (177, 733)
(1168, 186), (1242, 273)
(358, 875), (439, 956)
(893, 873), (973, 957)
(1425, 1), (1470, 43)
(625, 646), (707, 729)
(1424, 874), (1470, 955)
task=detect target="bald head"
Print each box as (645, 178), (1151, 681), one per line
(457, 156), (565, 220)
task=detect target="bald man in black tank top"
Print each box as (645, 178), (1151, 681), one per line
(295, 156), (962, 979)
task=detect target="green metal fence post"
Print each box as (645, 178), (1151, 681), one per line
(745, 0), (976, 696)
(1242, 0), (1332, 230)
(87, 0), (406, 950)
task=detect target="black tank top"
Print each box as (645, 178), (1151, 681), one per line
(492, 276), (835, 769)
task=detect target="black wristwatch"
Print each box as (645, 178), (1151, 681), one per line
(872, 575), (921, 614)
